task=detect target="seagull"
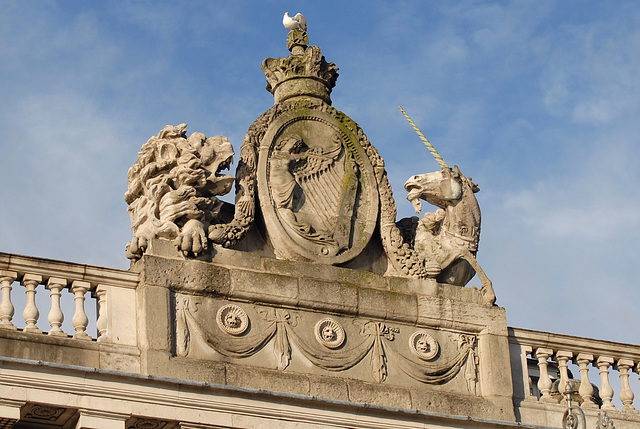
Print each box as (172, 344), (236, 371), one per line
(283, 12), (307, 31)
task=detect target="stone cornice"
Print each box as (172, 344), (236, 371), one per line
(0, 356), (550, 429)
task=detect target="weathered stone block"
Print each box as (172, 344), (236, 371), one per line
(337, 268), (387, 291)
(229, 269), (298, 305)
(298, 278), (357, 314)
(387, 276), (437, 296)
(142, 351), (227, 384)
(309, 375), (349, 401)
(410, 389), (501, 419)
(137, 284), (171, 351)
(417, 296), (454, 329)
(226, 365), (310, 396)
(0, 335), (100, 368)
(358, 288), (417, 323)
(137, 255), (231, 296)
(347, 381), (412, 409)
(99, 347), (141, 373)
(211, 246), (263, 271)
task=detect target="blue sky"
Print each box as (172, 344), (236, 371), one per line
(2, 1), (640, 347)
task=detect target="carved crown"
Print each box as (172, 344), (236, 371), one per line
(262, 30), (339, 104)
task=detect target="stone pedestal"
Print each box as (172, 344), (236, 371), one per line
(131, 245), (516, 422)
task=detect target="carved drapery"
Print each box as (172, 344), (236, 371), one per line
(175, 295), (477, 392)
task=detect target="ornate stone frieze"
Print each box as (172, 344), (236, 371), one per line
(174, 293), (478, 392)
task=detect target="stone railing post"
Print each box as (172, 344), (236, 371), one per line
(71, 280), (91, 340)
(0, 270), (17, 330)
(46, 277), (67, 337)
(21, 273), (43, 334)
(95, 285), (109, 342)
(575, 353), (597, 408)
(597, 356), (618, 411)
(555, 350), (573, 403)
(616, 359), (638, 413)
(93, 284), (137, 346)
(534, 347), (556, 403)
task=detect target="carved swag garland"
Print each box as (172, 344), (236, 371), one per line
(175, 296), (478, 393)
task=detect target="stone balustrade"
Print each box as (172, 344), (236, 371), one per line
(0, 252), (138, 344)
(509, 327), (640, 416)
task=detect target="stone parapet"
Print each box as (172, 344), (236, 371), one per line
(131, 248), (515, 421)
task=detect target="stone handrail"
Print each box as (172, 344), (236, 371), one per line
(509, 327), (640, 414)
(0, 252), (138, 344)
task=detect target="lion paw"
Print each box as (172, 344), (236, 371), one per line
(174, 219), (208, 256)
(126, 236), (148, 260)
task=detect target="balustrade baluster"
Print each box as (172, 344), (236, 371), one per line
(575, 353), (597, 408)
(46, 277), (67, 337)
(616, 359), (638, 413)
(534, 347), (556, 403)
(21, 274), (43, 334)
(0, 271), (18, 330)
(71, 280), (91, 340)
(555, 351), (573, 404)
(95, 285), (109, 342)
(597, 356), (618, 411)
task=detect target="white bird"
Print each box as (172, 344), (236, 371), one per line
(283, 12), (307, 31)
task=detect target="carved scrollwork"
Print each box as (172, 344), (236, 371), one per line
(314, 318), (345, 349)
(216, 304), (249, 335)
(409, 330), (439, 361)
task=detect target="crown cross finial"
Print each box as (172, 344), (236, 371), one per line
(262, 15), (338, 105)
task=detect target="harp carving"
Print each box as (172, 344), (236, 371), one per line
(269, 133), (357, 256)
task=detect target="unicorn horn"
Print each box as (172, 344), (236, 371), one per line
(398, 106), (449, 170)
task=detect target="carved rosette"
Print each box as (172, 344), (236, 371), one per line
(314, 318), (345, 349)
(409, 330), (439, 360)
(216, 304), (249, 335)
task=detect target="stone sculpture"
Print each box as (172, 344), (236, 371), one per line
(207, 26), (383, 265)
(125, 124), (234, 259)
(398, 107), (495, 305)
(124, 15), (495, 306)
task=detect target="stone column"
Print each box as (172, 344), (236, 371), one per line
(46, 277), (67, 336)
(22, 273), (43, 333)
(555, 350), (573, 403)
(597, 356), (618, 411)
(534, 347), (555, 403)
(71, 280), (91, 340)
(575, 353), (597, 408)
(0, 270), (17, 330)
(617, 358), (638, 413)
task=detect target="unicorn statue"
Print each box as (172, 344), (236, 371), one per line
(399, 107), (496, 306)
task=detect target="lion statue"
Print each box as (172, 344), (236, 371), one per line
(125, 124), (234, 259)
